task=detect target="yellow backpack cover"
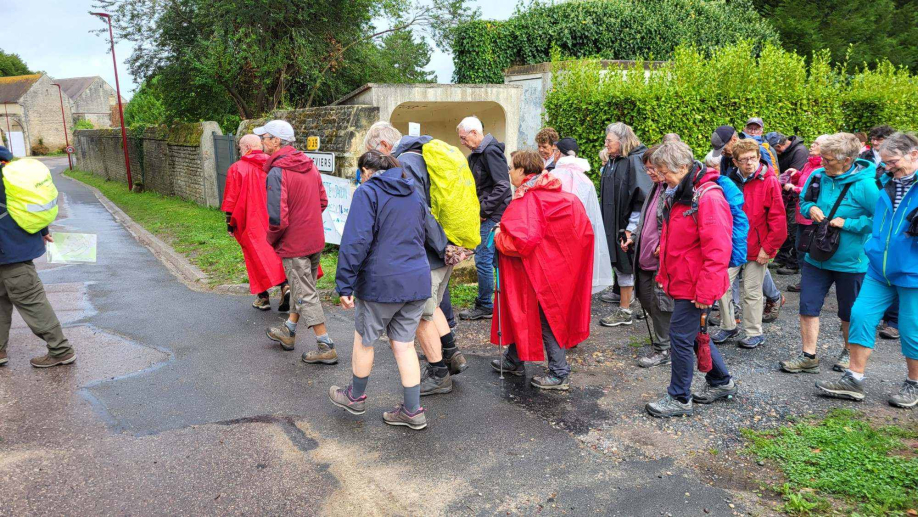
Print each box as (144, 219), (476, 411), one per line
(421, 139), (481, 249)
(1, 158), (59, 234)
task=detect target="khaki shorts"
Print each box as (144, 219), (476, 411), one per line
(283, 253), (325, 327)
(421, 265), (454, 321)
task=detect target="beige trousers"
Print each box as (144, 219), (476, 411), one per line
(717, 261), (767, 337)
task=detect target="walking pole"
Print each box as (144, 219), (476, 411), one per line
(488, 227), (504, 380)
(625, 233), (655, 347)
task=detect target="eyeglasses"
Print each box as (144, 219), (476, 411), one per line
(260, 134), (276, 141)
(736, 156), (759, 163)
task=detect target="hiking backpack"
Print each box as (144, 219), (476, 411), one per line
(0, 158), (58, 234)
(421, 139), (481, 249)
(683, 177), (749, 268)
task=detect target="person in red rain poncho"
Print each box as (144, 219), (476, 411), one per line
(221, 134), (289, 311)
(489, 150), (594, 390)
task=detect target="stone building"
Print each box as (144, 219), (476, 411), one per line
(56, 76), (125, 128)
(0, 73), (74, 157)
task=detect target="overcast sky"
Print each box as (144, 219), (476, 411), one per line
(0, 1), (517, 101)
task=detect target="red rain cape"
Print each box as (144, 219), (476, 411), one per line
(490, 174), (594, 360)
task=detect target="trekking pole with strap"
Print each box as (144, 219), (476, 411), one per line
(487, 226), (504, 380)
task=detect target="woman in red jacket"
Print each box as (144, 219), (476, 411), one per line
(646, 142), (737, 418)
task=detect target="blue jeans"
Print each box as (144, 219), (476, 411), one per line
(475, 219), (497, 311)
(668, 300), (732, 403)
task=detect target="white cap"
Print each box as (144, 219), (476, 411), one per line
(253, 120), (295, 142)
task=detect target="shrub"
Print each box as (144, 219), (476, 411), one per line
(31, 138), (50, 156)
(74, 119), (94, 131)
(452, 0), (778, 84)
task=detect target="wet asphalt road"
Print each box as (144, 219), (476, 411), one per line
(0, 159), (746, 516)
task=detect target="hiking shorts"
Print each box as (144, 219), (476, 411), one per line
(614, 268), (634, 288)
(282, 253), (325, 327)
(422, 265), (454, 321)
(355, 298), (425, 345)
(799, 262), (864, 322)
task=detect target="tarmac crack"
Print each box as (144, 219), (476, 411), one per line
(215, 415), (319, 454)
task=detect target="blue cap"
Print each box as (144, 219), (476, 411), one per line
(0, 146), (13, 162)
(765, 131), (783, 148)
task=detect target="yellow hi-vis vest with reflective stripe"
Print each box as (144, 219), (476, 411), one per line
(0, 158), (59, 234)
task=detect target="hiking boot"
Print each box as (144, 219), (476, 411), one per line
(328, 385), (366, 415)
(645, 394), (693, 418)
(779, 354), (820, 374)
(600, 290), (621, 304)
(637, 350), (671, 368)
(266, 324), (296, 351)
(420, 365), (453, 396)
(491, 357), (525, 376)
(445, 350), (468, 375)
(383, 404), (427, 430)
(738, 335), (765, 349)
(252, 295), (271, 311)
(787, 283), (802, 293)
(277, 285), (291, 313)
(763, 294), (786, 323)
(531, 374), (570, 391)
(302, 342), (338, 364)
(777, 266), (799, 276)
(693, 379), (737, 404)
(879, 324), (900, 340)
(712, 327), (739, 344)
(832, 348), (850, 372)
(459, 306), (492, 320)
(600, 308), (633, 327)
(0, 350), (7, 366)
(767, 261), (784, 270)
(30, 351), (76, 368)
(815, 371), (865, 401)
(888, 380), (918, 408)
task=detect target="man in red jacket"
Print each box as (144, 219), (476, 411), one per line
(647, 142), (737, 418)
(713, 139), (788, 350)
(257, 120), (336, 365)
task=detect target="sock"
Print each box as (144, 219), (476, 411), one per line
(846, 369), (865, 381)
(676, 396), (690, 404)
(429, 359), (448, 378)
(284, 320), (297, 335)
(349, 375), (369, 399)
(803, 351), (816, 359)
(441, 333), (457, 359)
(316, 333), (334, 348)
(403, 384), (421, 413)
(621, 308), (632, 315)
(907, 377), (918, 385)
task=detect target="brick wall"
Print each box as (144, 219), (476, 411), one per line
(73, 121), (222, 207)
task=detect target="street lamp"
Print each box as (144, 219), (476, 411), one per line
(50, 83), (73, 170)
(91, 11), (133, 191)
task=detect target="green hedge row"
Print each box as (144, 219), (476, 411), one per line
(452, 0), (777, 84)
(543, 42), (918, 181)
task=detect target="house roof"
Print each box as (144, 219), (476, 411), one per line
(54, 76), (99, 100)
(0, 74), (42, 103)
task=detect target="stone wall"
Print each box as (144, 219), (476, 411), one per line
(73, 121), (222, 207)
(237, 105), (379, 179)
(21, 74), (73, 151)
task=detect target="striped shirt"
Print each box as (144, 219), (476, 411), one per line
(892, 172), (916, 211)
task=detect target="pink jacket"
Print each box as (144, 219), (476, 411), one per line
(790, 156), (822, 226)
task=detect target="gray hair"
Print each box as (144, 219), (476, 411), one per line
(364, 121), (403, 152)
(662, 133), (682, 144)
(279, 139), (294, 147)
(821, 133), (863, 163)
(457, 116), (483, 134)
(651, 142), (694, 172)
(879, 132), (918, 157)
(703, 150), (721, 169)
(606, 122), (642, 156)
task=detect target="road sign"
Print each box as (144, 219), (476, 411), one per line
(305, 152), (335, 173)
(306, 136), (320, 151)
(65, 146), (75, 154)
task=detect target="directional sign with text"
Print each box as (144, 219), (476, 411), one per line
(305, 152), (335, 173)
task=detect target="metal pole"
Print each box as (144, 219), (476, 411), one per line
(93, 12), (132, 191)
(51, 84), (73, 170)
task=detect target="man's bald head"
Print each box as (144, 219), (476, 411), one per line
(239, 134), (262, 156)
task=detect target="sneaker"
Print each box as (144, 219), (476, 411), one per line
(738, 335), (765, 349)
(645, 394), (693, 418)
(531, 374), (570, 391)
(832, 348), (850, 372)
(815, 371), (866, 401)
(490, 357), (525, 376)
(458, 306), (492, 320)
(693, 379), (737, 404)
(879, 325), (900, 340)
(252, 295), (271, 311)
(29, 351), (76, 368)
(637, 350), (671, 368)
(383, 404), (427, 430)
(767, 261), (784, 270)
(787, 283), (802, 293)
(635, 309), (647, 321)
(266, 324), (296, 351)
(600, 290), (621, 304)
(712, 327), (739, 344)
(777, 267), (799, 276)
(277, 285), (291, 313)
(763, 295), (786, 323)
(600, 308), (633, 327)
(302, 342), (338, 364)
(328, 385), (366, 415)
(0, 350), (7, 366)
(888, 380), (918, 408)
(445, 350), (469, 375)
(420, 365), (453, 396)
(779, 354), (820, 374)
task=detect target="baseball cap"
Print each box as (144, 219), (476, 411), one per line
(710, 126), (736, 157)
(556, 137), (579, 156)
(0, 145), (13, 162)
(253, 120), (295, 142)
(745, 117), (764, 129)
(765, 131), (783, 148)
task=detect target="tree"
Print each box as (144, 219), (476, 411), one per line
(123, 77), (166, 127)
(0, 50), (32, 77)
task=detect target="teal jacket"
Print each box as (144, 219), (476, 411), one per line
(865, 172), (918, 288)
(799, 159), (880, 273)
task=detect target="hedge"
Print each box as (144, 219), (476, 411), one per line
(543, 42), (918, 181)
(452, 0), (777, 84)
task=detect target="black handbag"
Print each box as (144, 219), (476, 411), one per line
(797, 176), (853, 262)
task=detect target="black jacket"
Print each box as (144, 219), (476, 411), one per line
(600, 144), (651, 274)
(777, 136), (809, 174)
(467, 134), (511, 222)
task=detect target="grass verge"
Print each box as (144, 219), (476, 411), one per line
(743, 409), (918, 515)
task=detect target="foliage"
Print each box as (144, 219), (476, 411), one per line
(451, 0), (778, 84)
(123, 77), (167, 128)
(450, 283), (478, 309)
(31, 138), (50, 156)
(543, 42), (918, 180)
(74, 120), (95, 131)
(743, 409), (918, 514)
(0, 49), (31, 77)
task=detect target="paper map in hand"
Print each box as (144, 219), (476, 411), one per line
(47, 233), (98, 264)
